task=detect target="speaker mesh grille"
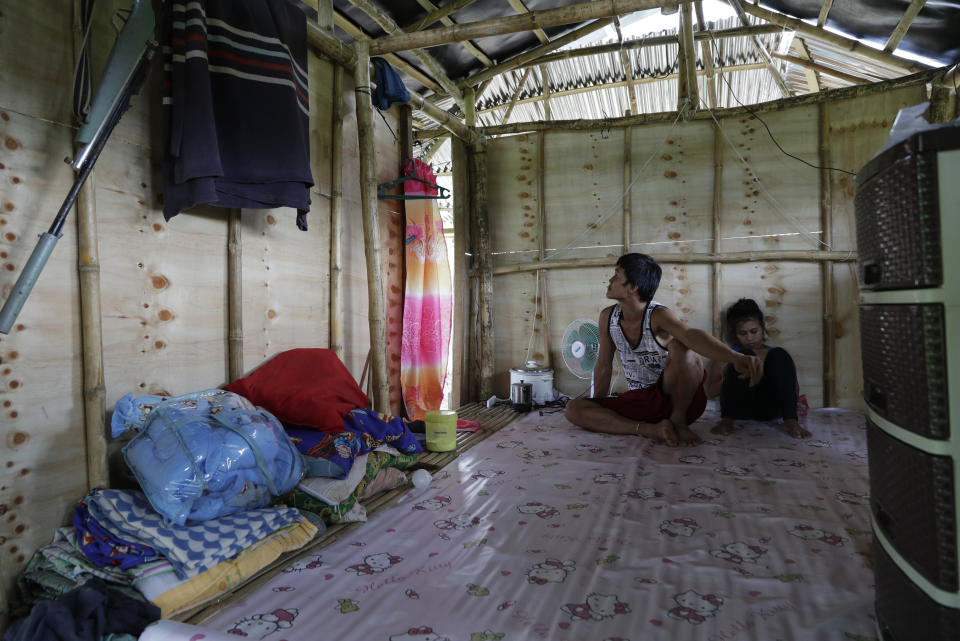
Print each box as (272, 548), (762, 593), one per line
(854, 151), (942, 290)
(875, 537), (960, 641)
(868, 421), (957, 591)
(860, 304), (949, 439)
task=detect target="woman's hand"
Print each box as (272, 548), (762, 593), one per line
(733, 353), (763, 386)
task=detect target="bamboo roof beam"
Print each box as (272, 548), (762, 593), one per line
(332, 12), (443, 93)
(507, 0), (550, 44)
(403, 0), (479, 32)
(678, 2), (700, 112)
(458, 18), (614, 89)
(346, 0), (465, 109)
(370, 0), (679, 55)
(474, 62), (767, 115)
(511, 24), (782, 70)
(433, 66), (945, 136)
(727, 0), (792, 97)
(614, 17), (639, 116)
(884, 0), (927, 53)
(694, 1), (718, 108)
(539, 64), (552, 119)
(305, 22), (476, 142)
(492, 251), (858, 275)
(501, 68), (533, 124)
(792, 37), (821, 92)
(414, 0), (493, 67)
(771, 51), (871, 85)
(736, 1), (932, 72)
(817, 0), (833, 27)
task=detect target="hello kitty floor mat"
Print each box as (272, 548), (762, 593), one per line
(141, 405), (876, 641)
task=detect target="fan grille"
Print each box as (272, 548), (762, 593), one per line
(562, 319), (601, 379)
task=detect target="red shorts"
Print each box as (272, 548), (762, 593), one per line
(598, 372), (707, 425)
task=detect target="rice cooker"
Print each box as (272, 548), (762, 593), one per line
(509, 361), (555, 405)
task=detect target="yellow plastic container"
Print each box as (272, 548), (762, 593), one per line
(425, 410), (458, 452)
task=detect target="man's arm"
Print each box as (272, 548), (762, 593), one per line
(592, 306), (615, 397)
(652, 306), (762, 386)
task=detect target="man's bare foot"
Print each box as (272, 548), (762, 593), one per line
(710, 418), (735, 435)
(784, 419), (811, 439)
(673, 423), (703, 447)
(638, 419), (678, 446)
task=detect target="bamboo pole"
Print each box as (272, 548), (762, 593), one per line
(818, 102), (834, 407)
(454, 67), (943, 136)
(508, 0), (549, 43)
(407, 91), (478, 142)
(369, 0), (676, 55)
(334, 11), (444, 93)
(737, 1), (931, 73)
(470, 139), (493, 400)
(539, 64), (552, 120)
(413, 0), (493, 67)
(354, 41), (390, 412)
(770, 52), (870, 84)
(711, 123), (723, 339)
(536, 131), (551, 368)
(619, 49), (638, 116)
(678, 2), (699, 111)
(451, 136), (470, 405)
(623, 121), (632, 252)
(73, 0), (107, 490)
(345, 0), (465, 109)
(458, 18), (614, 89)
(491, 251), (857, 275)
(884, 0), (927, 53)
(227, 209), (243, 382)
(475, 63), (768, 115)
(817, 0), (833, 27)
(501, 67), (533, 125)
(727, 0), (792, 97)
(330, 65), (345, 361)
(694, 1), (718, 109)
(403, 0), (479, 32)
(792, 37), (821, 92)
(511, 24), (782, 71)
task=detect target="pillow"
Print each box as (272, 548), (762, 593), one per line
(224, 348), (369, 432)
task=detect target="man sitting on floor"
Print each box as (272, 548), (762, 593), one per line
(565, 253), (762, 446)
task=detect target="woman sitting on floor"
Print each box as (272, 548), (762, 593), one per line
(706, 298), (811, 439)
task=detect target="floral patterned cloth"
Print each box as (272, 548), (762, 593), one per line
(179, 406), (878, 641)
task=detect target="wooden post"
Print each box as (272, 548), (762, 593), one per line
(227, 209), (243, 382)
(539, 64), (552, 120)
(818, 102), (835, 407)
(354, 41), (390, 412)
(623, 120), (632, 252)
(695, 1), (717, 108)
(451, 136), (471, 405)
(678, 2), (699, 111)
(330, 65), (345, 361)
(73, 0), (107, 490)
(471, 139), (493, 401)
(711, 122), (723, 338)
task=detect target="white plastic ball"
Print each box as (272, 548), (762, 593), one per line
(411, 469), (432, 488)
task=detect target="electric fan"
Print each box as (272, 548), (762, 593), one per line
(561, 318), (601, 379)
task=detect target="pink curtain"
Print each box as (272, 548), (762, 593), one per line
(400, 160), (452, 420)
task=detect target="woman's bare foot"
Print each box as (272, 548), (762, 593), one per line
(710, 418), (735, 435)
(784, 419), (811, 439)
(638, 419), (679, 446)
(673, 423), (703, 446)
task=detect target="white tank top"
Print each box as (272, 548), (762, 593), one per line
(608, 301), (670, 390)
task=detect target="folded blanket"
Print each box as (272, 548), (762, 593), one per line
(129, 518), (318, 617)
(84, 489), (305, 579)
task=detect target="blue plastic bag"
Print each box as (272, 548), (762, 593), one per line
(114, 389), (304, 526)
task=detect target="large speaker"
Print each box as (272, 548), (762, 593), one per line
(856, 124), (960, 640)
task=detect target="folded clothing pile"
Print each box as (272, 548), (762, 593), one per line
(113, 389), (304, 526)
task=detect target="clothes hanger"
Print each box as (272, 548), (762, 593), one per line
(377, 158), (450, 200)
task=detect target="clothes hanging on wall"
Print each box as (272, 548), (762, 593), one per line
(161, 0), (313, 230)
(370, 57), (409, 110)
(400, 159), (452, 420)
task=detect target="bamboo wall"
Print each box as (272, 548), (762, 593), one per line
(485, 84), (926, 408)
(0, 0), (399, 610)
